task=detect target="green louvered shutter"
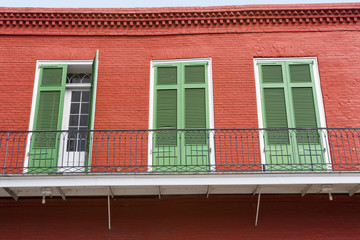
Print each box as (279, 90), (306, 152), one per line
(260, 64), (293, 170)
(184, 88), (209, 171)
(292, 87), (323, 168)
(262, 65), (283, 83)
(183, 64), (209, 171)
(153, 62), (210, 171)
(260, 61), (325, 171)
(289, 63), (324, 169)
(263, 88), (289, 143)
(185, 65), (205, 84)
(86, 50), (99, 171)
(156, 89), (177, 145)
(262, 87), (292, 170)
(157, 67), (177, 85)
(153, 66), (179, 171)
(289, 64), (312, 83)
(29, 65), (67, 173)
(185, 88), (206, 144)
(292, 88), (317, 129)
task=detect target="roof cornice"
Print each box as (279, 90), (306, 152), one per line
(0, 4), (359, 36)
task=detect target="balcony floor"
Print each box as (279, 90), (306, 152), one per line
(1, 172), (360, 198)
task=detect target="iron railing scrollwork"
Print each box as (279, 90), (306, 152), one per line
(1, 128), (360, 174)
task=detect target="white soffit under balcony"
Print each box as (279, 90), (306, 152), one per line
(1, 173), (360, 198)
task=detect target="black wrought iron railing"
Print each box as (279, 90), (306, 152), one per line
(1, 128), (360, 174)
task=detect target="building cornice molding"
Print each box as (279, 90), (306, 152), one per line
(0, 5), (359, 35)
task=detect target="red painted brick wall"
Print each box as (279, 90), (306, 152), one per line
(0, 11), (360, 170)
(0, 31), (359, 131)
(0, 195), (359, 239)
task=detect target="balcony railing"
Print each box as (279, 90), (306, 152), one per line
(1, 128), (360, 175)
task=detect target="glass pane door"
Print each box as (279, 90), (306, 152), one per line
(59, 90), (90, 172)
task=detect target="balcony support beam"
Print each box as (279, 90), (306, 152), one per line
(301, 184), (313, 197)
(108, 186), (114, 198)
(253, 185), (260, 195)
(107, 195), (111, 230)
(56, 187), (66, 200)
(254, 192), (261, 227)
(206, 185), (211, 198)
(3, 187), (18, 201)
(158, 186), (162, 199)
(349, 184), (360, 196)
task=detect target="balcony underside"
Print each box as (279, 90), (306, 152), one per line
(1, 172), (360, 198)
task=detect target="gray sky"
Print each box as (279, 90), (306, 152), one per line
(0, 0), (359, 8)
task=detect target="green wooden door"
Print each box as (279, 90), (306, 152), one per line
(153, 63), (210, 171)
(289, 64), (325, 170)
(262, 86), (293, 170)
(85, 50), (99, 172)
(28, 65), (67, 173)
(259, 61), (325, 171)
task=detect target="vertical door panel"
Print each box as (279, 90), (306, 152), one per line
(153, 88), (179, 171)
(292, 87), (324, 170)
(29, 66), (67, 173)
(263, 87), (293, 170)
(184, 88), (209, 171)
(86, 50), (99, 171)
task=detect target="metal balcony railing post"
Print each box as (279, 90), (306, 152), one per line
(107, 131), (110, 173)
(3, 133), (10, 174)
(306, 129), (314, 171)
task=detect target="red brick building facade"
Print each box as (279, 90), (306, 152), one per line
(0, 3), (360, 239)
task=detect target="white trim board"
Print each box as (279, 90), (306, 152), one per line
(2, 172), (360, 188)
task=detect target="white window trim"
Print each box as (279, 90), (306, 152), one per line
(253, 57), (332, 170)
(148, 58), (215, 171)
(24, 60), (93, 173)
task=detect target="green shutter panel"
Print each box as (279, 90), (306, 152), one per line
(29, 65), (67, 172)
(156, 89), (177, 129)
(263, 88), (288, 128)
(292, 88), (317, 128)
(183, 64), (209, 171)
(185, 88), (206, 144)
(156, 89), (177, 145)
(157, 67), (177, 85)
(34, 91), (61, 149)
(292, 85), (323, 169)
(289, 64), (312, 83)
(261, 65), (292, 170)
(261, 65), (283, 83)
(263, 88), (289, 145)
(36, 91), (61, 131)
(41, 68), (63, 86)
(185, 89), (206, 129)
(88, 50), (98, 131)
(260, 61), (325, 171)
(185, 65), (205, 83)
(292, 87), (320, 146)
(153, 62), (210, 172)
(86, 50), (99, 171)
(153, 66), (179, 171)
